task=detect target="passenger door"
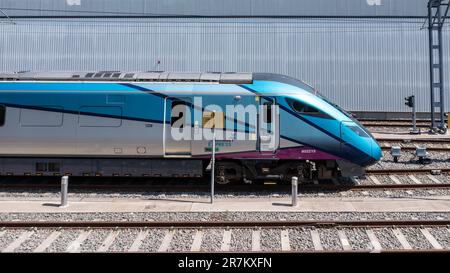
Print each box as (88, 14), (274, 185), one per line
(259, 97), (279, 152)
(164, 97), (192, 156)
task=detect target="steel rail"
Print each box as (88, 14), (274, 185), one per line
(380, 146), (450, 151)
(0, 174), (450, 191)
(364, 123), (430, 128)
(0, 181), (449, 192)
(345, 183), (450, 190)
(0, 220), (448, 228)
(259, 249), (450, 253)
(366, 168), (450, 174)
(376, 138), (450, 143)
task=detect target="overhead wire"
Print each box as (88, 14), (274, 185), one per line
(1, 7), (449, 34)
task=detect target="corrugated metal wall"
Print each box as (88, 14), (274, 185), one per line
(0, 18), (449, 112)
(0, 0), (432, 17)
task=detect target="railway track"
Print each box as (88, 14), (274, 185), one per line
(0, 171), (450, 190)
(358, 119), (431, 128)
(377, 138), (450, 152)
(365, 168), (450, 175)
(365, 124), (430, 129)
(0, 220), (448, 252)
(359, 120), (435, 128)
(376, 138), (450, 143)
(380, 146), (450, 152)
(0, 175), (449, 193)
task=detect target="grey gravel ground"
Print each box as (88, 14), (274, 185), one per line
(45, 229), (80, 252)
(400, 228), (433, 250)
(434, 175), (450, 183)
(355, 174), (450, 185)
(200, 229), (223, 252)
(0, 212), (448, 222)
(79, 229), (110, 252)
(108, 229), (140, 252)
(169, 229), (195, 252)
(353, 176), (370, 185)
(15, 228), (52, 252)
(287, 228), (314, 251)
(429, 227), (450, 249)
(369, 151), (450, 170)
(230, 229), (252, 251)
(415, 175), (435, 184)
(397, 175), (416, 184)
(0, 230), (22, 250)
(260, 229), (281, 251)
(0, 226), (448, 252)
(373, 175), (393, 184)
(0, 187), (448, 200)
(378, 141), (450, 150)
(367, 127), (410, 133)
(319, 228), (342, 251)
(139, 229), (166, 252)
(373, 228), (403, 250)
(345, 228), (372, 250)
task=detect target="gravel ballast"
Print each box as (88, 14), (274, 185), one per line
(0, 212), (448, 222)
(0, 226), (447, 252)
(168, 229), (195, 252)
(428, 227), (450, 249)
(368, 151), (450, 170)
(318, 228), (342, 251)
(287, 228), (314, 251)
(345, 228), (372, 250)
(108, 229), (140, 252)
(230, 229), (252, 251)
(200, 229), (223, 252)
(0, 230), (23, 251)
(260, 229), (281, 251)
(15, 229), (52, 253)
(373, 228), (403, 250)
(139, 229), (166, 252)
(400, 228), (433, 250)
(80, 229), (110, 253)
(45, 229), (80, 252)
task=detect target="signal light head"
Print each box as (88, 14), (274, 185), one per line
(404, 95), (414, 107)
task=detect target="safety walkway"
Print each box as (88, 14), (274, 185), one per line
(0, 196), (448, 213)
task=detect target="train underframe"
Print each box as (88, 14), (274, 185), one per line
(0, 157), (344, 184)
(214, 159), (341, 184)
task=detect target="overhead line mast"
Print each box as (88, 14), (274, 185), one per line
(427, 0), (449, 134)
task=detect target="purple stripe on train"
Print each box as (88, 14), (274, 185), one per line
(196, 146), (341, 160)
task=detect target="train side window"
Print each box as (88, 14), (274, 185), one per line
(0, 105), (5, 126)
(286, 98), (331, 119)
(35, 162), (60, 172)
(291, 100), (319, 114)
(35, 163), (47, 172)
(48, 163), (61, 172)
(348, 125), (369, 138)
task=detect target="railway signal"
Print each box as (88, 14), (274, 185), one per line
(404, 96), (414, 108)
(405, 95), (420, 134)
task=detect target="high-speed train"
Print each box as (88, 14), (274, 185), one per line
(0, 71), (381, 184)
